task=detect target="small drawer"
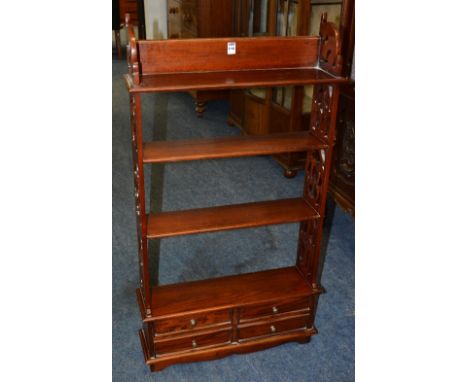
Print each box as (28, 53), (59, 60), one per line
(239, 315), (309, 341)
(154, 310), (230, 335)
(156, 329), (231, 355)
(239, 297), (310, 321)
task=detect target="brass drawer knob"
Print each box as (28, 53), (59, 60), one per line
(190, 318), (197, 327)
(272, 306), (278, 314)
(270, 325), (276, 333)
(192, 340), (197, 348)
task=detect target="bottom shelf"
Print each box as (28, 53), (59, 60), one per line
(139, 267), (321, 321)
(136, 267), (323, 371)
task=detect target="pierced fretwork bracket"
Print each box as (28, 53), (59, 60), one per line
(297, 83), (340, 286)
(125, 13), (141, 84)
(318, 13), (343, 76)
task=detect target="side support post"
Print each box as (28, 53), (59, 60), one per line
(129, 93), (151, 316)
(296, 13), (343, 288)
(296, 83), (340, 289)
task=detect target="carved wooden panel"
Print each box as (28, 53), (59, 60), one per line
(310, 84), (334, 142)
(297, 83), (339, 286)
(129, 94), (151, 313)
(319, 13), (343, 76)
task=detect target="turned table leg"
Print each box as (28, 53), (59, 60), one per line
(195, 101), (207, 118)
(283, 169), (298, 178)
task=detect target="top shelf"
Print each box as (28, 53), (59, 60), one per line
(124, 67), (348, 93)
(124, 18), (347, 92)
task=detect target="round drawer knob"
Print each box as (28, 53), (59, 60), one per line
(272, 306), (278, 314)
(270, 325), (276, 333)
(192, 340), (197, 348)
(190, 318), (197, 327)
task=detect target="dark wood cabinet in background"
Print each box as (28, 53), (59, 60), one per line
(227, 0), (354, 215)
(113, 0), (146, 59)
(228, 0), (345, 178)
(167, 0), (234, 116)
(329, 82), (354, 216)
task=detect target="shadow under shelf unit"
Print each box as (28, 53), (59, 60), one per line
(123, 13), (348, 372)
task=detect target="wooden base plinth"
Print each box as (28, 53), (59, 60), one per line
(139, 327), (316, 372)
(135, 267), (322, 371)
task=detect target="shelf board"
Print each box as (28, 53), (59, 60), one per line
(143, 132), (326, 163)
(146, 198), (318, 239)
(124, 67), (348, 93)
(145, 267), (320, 320)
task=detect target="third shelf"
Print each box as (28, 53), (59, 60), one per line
(146, 197), (318, 239)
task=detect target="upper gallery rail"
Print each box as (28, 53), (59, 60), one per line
(124, 12), (344, 86)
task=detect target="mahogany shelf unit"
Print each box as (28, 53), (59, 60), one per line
(123, 12), (348, 372)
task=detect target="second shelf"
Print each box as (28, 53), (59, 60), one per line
(143, 131), (326, 164)
(146, 197), (318, 239)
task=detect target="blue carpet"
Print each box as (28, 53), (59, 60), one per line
(113, 57), (354, 381)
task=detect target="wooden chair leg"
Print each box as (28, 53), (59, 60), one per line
(114, 29), (122, 59)
(195, 101), (207, 118)
(283, 169), (298, 178)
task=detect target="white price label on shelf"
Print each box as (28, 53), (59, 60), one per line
(227, 42), (236, 55)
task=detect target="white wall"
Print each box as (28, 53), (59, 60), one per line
(144, 0), (167, 39)
(113, 1), (167, 48)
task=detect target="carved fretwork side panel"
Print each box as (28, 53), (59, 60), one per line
(305, 149), (327, 212)
(297, 83), (340, 287)
(130, 94), (151, 315)
(297, 219), (320, 284)
(310, 85), (332, 144)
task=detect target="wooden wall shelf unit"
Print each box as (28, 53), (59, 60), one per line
(123, 12), (347, 371)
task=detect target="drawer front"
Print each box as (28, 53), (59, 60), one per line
(154, 310), (230, 335)
(239, 297), (310, 321)
(239, 315), (309, 341)
(156, 329), (231, 355)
